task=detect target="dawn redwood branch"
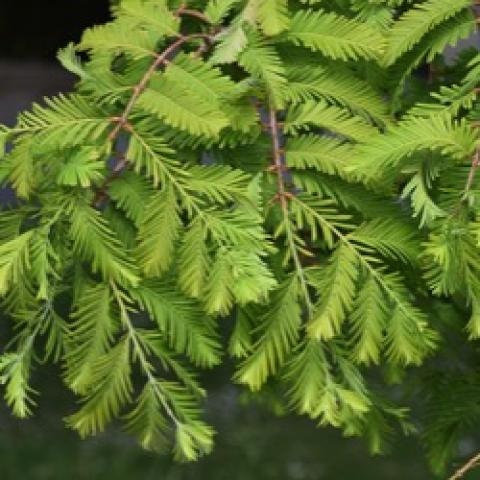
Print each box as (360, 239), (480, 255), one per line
(94, 32), (215, 206)
(107, 33), (214, 143)
(267, 107), (314, 317)
(110, 281), (181, 427)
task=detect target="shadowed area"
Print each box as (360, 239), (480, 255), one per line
(0, 1), (110, 59)
(0, 61), (74, 125)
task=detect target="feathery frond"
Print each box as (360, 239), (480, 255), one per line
(287, 9), (386, 61)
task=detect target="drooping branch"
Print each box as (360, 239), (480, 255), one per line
(267, 107), (314, 317)
(107, 32), (214, 143)
(110, 282), (181, 427)
(94, 31), (216, 206)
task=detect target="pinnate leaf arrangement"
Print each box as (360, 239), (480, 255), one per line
(1, 0), (480, 473)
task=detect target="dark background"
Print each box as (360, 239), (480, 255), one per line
(0, 1), (111, 59)
(0, 1), (112, 126)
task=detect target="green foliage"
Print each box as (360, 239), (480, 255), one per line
(382, 0), (472, 66)
(287, 9), (386, 61)
(1, 0), (480, 475)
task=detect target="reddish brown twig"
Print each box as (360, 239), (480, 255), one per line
(463, 147), (480, 200)
(93, 154), (129, 206)
(107, 32), (214, 143)
(268, 108), (292, 208)
(93, 31), (215, 207)
(176, 5), (211, 23)
(450, 76), (480, 215)
(266, 163), (287, 173)
(451, 145), (480, 217)
(267, 107), (313, 316)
